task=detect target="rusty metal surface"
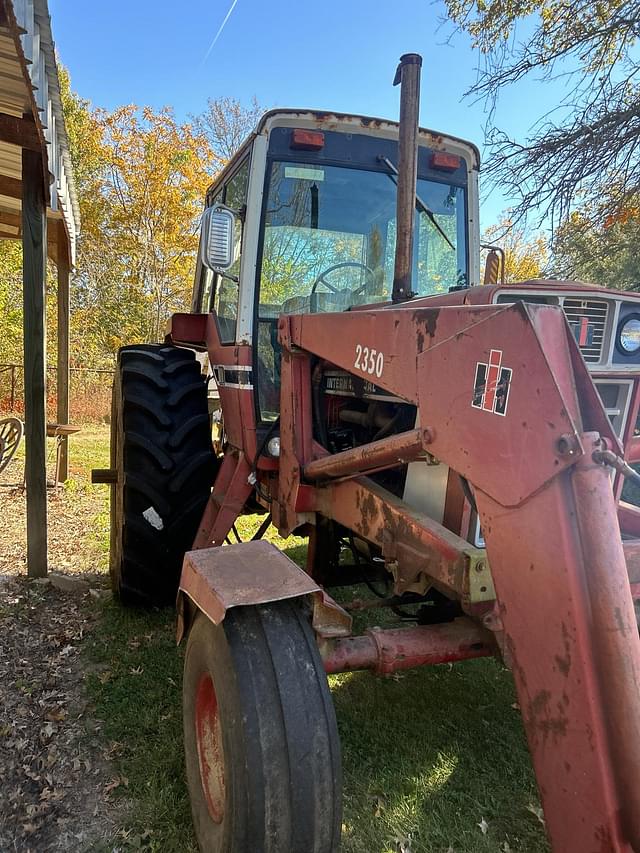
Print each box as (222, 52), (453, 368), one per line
(619, 501), (640, 538)
(275, 343), (314, 535)
(416, 301), (618, 506)
(623, 539), (640, 586)
(321, 618), (495, 675)
(314, 475), (479, 598)
(179, 540), (319, 627)
(391, 53), (421, 303)
(303, 428), (427, 481)
(475, 436), (640, 852)
(286, 303), (504, 406)
(193, 451), (253, 549)
(312, 590), (353, 638)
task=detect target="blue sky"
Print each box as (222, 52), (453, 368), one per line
(49, 0), (557, 228)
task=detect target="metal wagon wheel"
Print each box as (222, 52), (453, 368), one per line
(0, 417), (23, 475)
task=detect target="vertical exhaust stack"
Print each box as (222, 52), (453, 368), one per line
(392, 53), (422, 303)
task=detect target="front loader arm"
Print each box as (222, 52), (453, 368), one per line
(280, 301), (640, 852)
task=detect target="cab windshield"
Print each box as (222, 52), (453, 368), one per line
(255, 158), (468, 420)
(258, 160), (467, 316)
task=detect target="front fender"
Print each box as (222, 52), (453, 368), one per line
(176, 540), (319, 643)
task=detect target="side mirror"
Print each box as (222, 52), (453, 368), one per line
(200, 205), (236, 271)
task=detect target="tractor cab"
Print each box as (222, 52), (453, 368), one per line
(191, 110), (480, 425)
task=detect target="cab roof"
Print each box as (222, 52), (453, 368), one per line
(205, 108), (480, 200)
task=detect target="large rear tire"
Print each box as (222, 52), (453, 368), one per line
(110, 344), (217, 606)
(183, 603), (342, 853)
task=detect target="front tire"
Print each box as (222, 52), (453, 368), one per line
(183, 603), (342, 852)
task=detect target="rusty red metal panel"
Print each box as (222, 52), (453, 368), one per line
(618, 501), (640, 538)
(286, 303), (505, 406)
(627, 437), (640, 464)
(322, 618), (495, 675)
(415, 302), (618, 506)
(168, 312), (208, 347)
(179, 540), (319, 627)
(623, 538), (640, 585)
(193, 451), (253, 549)
(476, 437), (640, 852)
(277, 330), (314, 534)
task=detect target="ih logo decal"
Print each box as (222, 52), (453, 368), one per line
(472, 349), (512, 416)
(570, 317), (595, 347)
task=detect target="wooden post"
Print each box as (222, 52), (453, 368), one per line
(56, 237), (70, 481)
(22, 147), (47, 578)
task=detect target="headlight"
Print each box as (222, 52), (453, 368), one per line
(617, 315), (640, 354)
(267, 436), (281, 457)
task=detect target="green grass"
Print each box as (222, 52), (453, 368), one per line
(76, 428), (548, 852)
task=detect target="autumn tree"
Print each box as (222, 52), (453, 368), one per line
(443, 0), (640, 227)
(99, 106), (215, 342)
(553, 198), (640, 289)
(483, 217), (548, 282)
(194, 96), (263, 163)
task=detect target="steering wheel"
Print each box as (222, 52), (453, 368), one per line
(310, 261), (375, 297)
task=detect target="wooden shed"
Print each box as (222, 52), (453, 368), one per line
(0, 0), (80, 576)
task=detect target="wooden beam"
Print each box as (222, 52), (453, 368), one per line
(0, 113), (41, 151)
(22, 147), (47, 578)
(0, 174), (23, 199)
(56, 243), (70, 482)
(0, 210), (21, 228)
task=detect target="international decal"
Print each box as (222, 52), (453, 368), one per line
(472, 349), (512, 416)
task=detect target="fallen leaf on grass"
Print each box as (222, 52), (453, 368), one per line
(130, 666), (144, 676)
(369, 792), (386, 817)
(527, 803), (546, 826)
(45, 707), (67, 722)
(478, 817), (489, 835)
(104, 775), (129, 795)
(98, 670), (112, 684)
(40, 721), (55, 740)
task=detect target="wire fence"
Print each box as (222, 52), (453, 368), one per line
(0, 363), (114, 424)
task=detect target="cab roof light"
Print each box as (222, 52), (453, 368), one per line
(430, 151), (462, 172)
(290, 129), (325, 150)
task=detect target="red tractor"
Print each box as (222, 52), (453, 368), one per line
(98, 55), (640, 852)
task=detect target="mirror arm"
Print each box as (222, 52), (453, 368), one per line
(215, 270), (240, 284)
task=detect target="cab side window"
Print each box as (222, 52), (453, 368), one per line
(211, 159), (249, 344)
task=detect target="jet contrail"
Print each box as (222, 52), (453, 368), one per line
(202, 0), (240, 64)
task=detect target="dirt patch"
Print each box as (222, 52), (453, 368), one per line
(0, 574), (125, 852)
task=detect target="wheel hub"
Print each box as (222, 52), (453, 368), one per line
(195, 673), (226, 823)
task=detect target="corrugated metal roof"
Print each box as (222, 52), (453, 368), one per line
(0, 0), (80, 264)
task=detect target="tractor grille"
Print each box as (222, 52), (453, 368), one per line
(562, 297), (609, 363)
